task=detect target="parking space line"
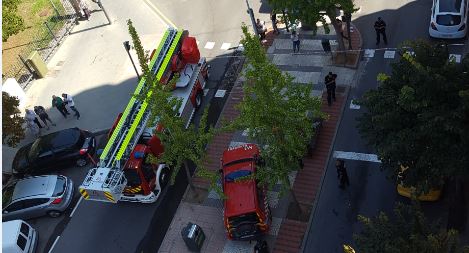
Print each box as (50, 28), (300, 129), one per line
(70, 196), (83, 218)
(48, 236), (60, 253)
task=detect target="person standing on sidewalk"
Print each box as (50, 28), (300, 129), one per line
(62, 93), (81, 120)
(325, 72), (337, 106)
(24, 109), (41, 137)
(336, 159), (350, 189)
(291, 30), (300, 53)
(52, 95), (70, 118)
(256, 19), (267, 41)
(374, 17), (388, 45)
(271, 11), (279, 35)
(34, 106), (56, 130)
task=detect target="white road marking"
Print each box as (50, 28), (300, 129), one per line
(329, 40), (338, 46)
(449, 54), (461, 63)
(215, 89), (226, 98)
(350, 100), (360, 109)
(333, 151), (381, 163)
(196, 40), (200, 45)
(220, 43), (231, 50)
(204, 41), (215, 49)
(48, 236), (60, 253)
(364, 49), (375, 58)
(70, 196), (83, 218)
(203, 88), (209, 96)
(384, 50), (396, 59)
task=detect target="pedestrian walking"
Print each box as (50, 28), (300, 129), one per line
(80, 0), (91, 20)
(34, 106), (56, 130)
(374, 17), (388, 45)
(336, 159), (350, 189)
(24, 109), (40, 137)
(271, 12), (279, 35)
(52, 95), (70, 118)
(325, 72), (337, 106)
(62, 93), (81, 120)
(256, 18), (267, 41)
(291, 30), (300, 53)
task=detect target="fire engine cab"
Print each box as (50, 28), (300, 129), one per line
(79, 27), (209, 204)
(221, 144), (271, 240)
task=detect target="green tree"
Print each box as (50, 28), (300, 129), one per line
(2, 0), (26, 42)
(127, 20), (216, 193)
(268, 0), (358, 50)
(231, 25), (323, 205)
(357, 40), (469, 193)
(354, 202), (469, 253)
(2, 92), (25, 147)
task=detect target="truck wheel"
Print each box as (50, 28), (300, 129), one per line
(195, 92), (203, 109)
(47, 210), (62, 218)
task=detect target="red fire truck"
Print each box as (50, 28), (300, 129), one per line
(221, 144), (271, 240)
(79, 27), (209, 204)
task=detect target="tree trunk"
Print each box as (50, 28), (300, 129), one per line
(327, 9), (346, 59)
(285, 175), (303, 216)
(184, 160), (197, 194)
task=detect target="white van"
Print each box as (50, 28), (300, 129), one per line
(2, 220), (38, 253)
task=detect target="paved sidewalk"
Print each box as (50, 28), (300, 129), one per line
(2, 0), (169, 173)
(160, 21), (362, 253)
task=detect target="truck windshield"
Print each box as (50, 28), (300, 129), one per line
(228, 212), (260, 238)
(124, 170), (141, 187)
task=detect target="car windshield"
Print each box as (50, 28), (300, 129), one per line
(228, 212), (258, 226)
(439, 0), (462, 12)
(52, 176), (66, 197)
(225, 170), (252, 182)
(437, 14), (462, 25)
(2, 184), (16, 207)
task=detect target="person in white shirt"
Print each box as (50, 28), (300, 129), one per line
(291, 30), (300, 53)
(62, 93), (81, 120)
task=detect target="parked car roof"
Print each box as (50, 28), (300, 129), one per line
(12, 176), (57, 201)
(439, 0), (463, 13)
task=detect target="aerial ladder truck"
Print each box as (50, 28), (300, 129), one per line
(78, 27), (210, 204)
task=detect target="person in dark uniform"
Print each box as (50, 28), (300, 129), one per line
(254, 240), (269, 253)
(374, 17), (387, 45)
(325, 72), (337, 106)
(336, 159), (350, 189)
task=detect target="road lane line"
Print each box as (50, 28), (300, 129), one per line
(70, 196), (83, 218)
(333, 151), (381, 163)
(48, 236), (60, 253)
(142, 0), (177, 28)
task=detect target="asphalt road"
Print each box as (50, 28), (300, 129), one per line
(304, 0), (467, 252)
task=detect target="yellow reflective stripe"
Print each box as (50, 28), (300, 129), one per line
(104, 191), (116, 202)
(79, 188), (89, 199)
(100, 29), (171, 160)
(156, 29), (183, 80)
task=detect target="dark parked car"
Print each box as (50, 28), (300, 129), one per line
(12, 128), (95, 175)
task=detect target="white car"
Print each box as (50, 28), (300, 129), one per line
(429, 0), (468, 38)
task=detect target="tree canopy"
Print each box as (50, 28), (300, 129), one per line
(357, 40), (469, 192)
(232, 24), (323, 193)
(354, 202), (469, 253)
(2, 0), (26, 42)
(2, 92), (25, 147)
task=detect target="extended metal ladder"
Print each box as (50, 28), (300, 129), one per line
(79, 27), (184, 203)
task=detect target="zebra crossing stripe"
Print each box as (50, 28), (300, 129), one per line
(384, 50), (395, 59)
(204, 42), (215, 49)
(220, 43), (231, 50)
(333, 151), (381, 163)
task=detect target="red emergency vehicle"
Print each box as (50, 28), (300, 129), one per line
(221, 144), (271, 240)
